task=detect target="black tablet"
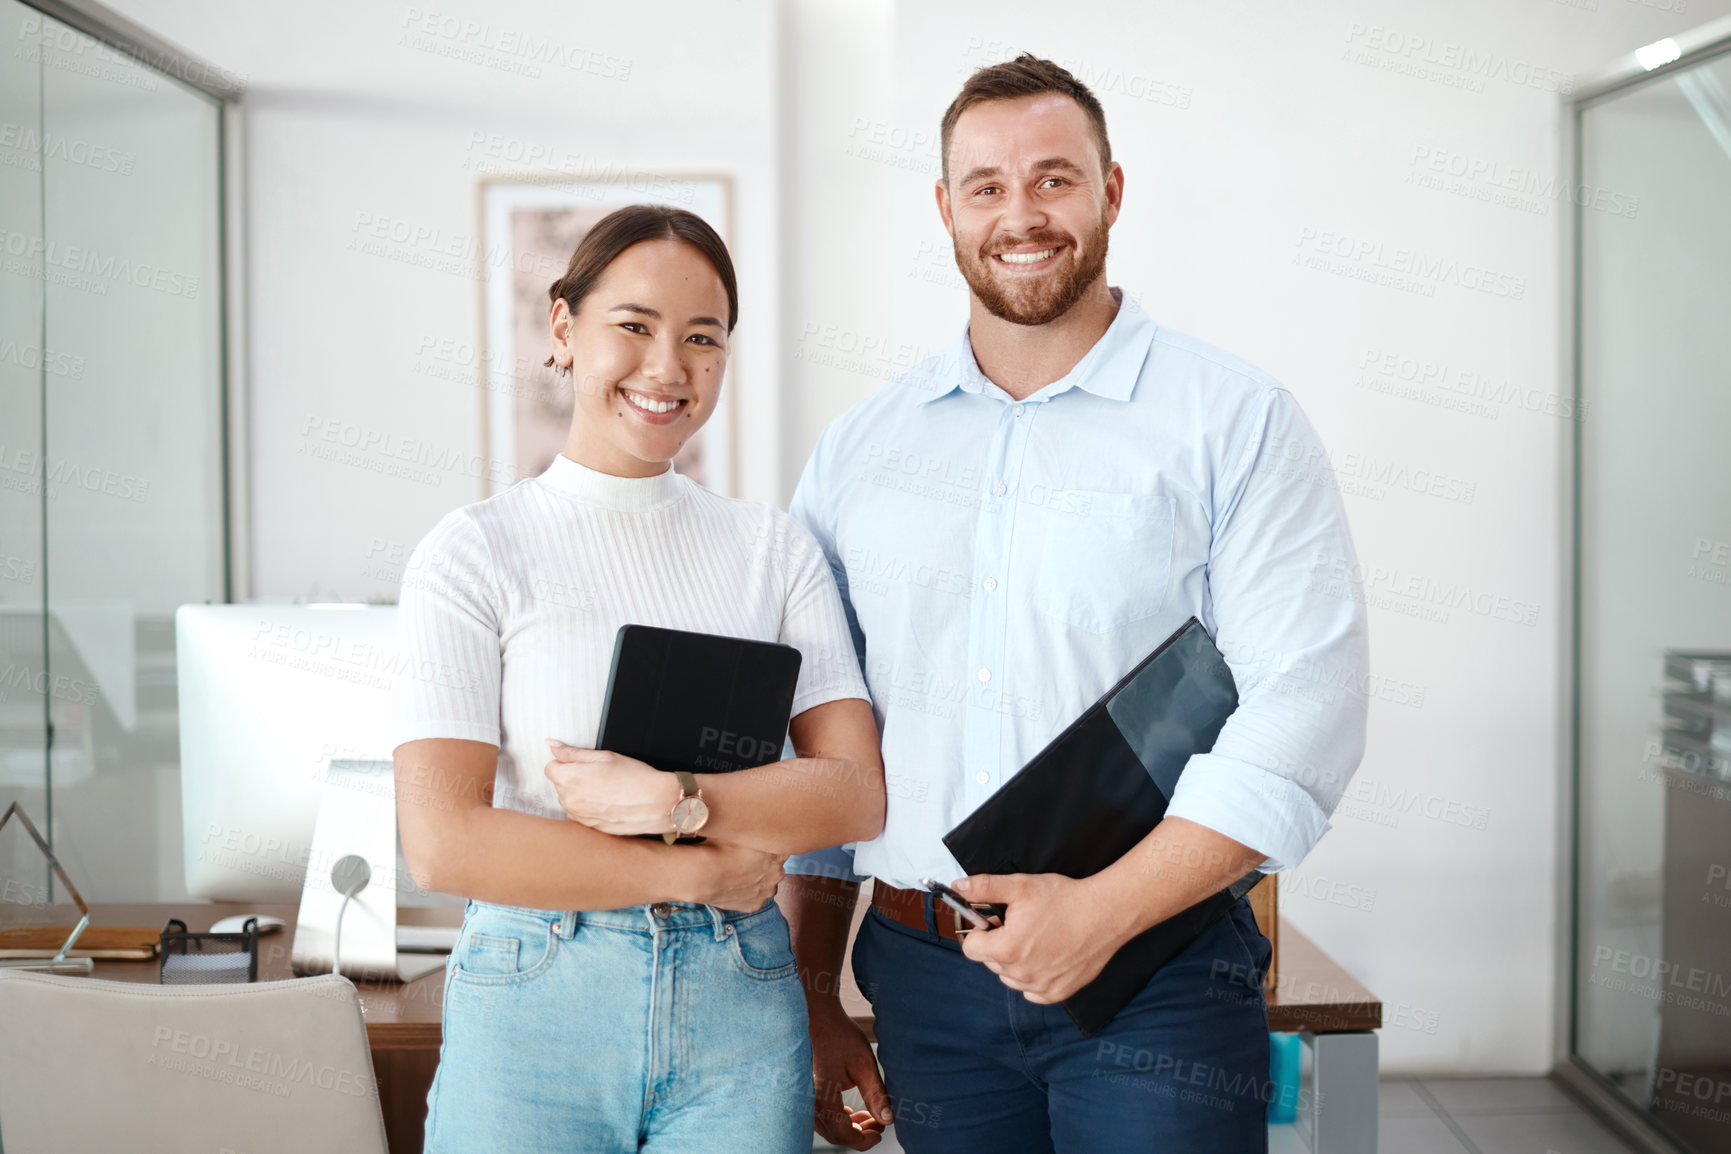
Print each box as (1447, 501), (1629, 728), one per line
(940, 617), (1258, 1037)
(594, 624), (803, 776)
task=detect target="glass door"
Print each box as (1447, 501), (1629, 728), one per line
(38, 3), (227, 902)
(0, 0), (230, 905)
(1572, 40), (1731, 1154)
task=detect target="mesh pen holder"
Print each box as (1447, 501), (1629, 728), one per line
(159, 918), (260, 984)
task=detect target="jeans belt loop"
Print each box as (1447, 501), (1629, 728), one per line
(558, 910), (577, 939)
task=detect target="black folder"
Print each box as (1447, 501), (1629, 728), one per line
(595, 624), (802, 778)
(941, 617), (1264, 1037)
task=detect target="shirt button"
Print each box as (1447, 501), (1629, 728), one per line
(977, 668), (991, 682)
(992, 481), (1007, 497)
(982, 576), (998, 592)
(975, 771), (990, 785)
(1013, 405), (1024, 418)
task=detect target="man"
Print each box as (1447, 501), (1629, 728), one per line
(780, 54), (1369, 1152)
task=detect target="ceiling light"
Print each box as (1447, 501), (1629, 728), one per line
(1635, 38), (1681, 71)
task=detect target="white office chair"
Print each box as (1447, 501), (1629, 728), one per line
(0, 969), (390, 1154)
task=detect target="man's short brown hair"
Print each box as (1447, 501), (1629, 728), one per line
(939, 53), (1111, 183)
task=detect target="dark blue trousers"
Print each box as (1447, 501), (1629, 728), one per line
(852, 895), (1273, 1153)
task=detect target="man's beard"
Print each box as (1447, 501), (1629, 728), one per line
(954, 212), (1110, 327)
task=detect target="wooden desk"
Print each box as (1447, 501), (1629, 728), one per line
(51, 897), (1379, 1154)
(1263, 921), (1382, 1034)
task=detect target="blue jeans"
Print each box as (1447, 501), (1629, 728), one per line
(853, 895), (1273, 1153)
(425, 898), (814, 1153)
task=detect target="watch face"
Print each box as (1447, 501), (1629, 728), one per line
(671, 795), (709, 834)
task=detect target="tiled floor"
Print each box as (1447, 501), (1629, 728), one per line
(823, 1078), (1647, 1153)
(1352, 1078), (1647, 1154)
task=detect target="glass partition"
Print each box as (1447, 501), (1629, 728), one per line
(0, 0), (228, 906)
(0, 0), (50, 907)
(1572, 42), (1731, 1154)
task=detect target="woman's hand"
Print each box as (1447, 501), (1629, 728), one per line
(544, 740), (679, 836)
(684, 841), (787, 912)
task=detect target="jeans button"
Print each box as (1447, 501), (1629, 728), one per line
(651, 902), (673, 917)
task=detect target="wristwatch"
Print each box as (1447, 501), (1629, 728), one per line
(664, 771), (709, 845)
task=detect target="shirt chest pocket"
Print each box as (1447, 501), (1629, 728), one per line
(1032, 491), (1176, 634)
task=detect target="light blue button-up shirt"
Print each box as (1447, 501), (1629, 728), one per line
(787, 289), (1369, 889)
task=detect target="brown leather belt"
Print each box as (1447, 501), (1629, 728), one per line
(871, 881), (974, 943)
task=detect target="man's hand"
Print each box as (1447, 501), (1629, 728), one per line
(954, 873), (1126, 1004)
(777, 875), (894, 1149)
(809, 996), (893, 1149)
(543, 740), (679, 837)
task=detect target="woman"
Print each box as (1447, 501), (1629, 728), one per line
(393, 204), (886, 1153)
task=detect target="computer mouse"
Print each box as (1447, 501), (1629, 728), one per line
(210, 914), (286, 935)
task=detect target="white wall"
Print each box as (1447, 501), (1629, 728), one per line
(777, 0), (895, 494)
(108, 0), (1731, 1074)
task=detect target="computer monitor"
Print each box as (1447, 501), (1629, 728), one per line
(176, 604), (404, 901)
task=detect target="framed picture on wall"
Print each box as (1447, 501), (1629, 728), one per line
(476, 173), (735, 496)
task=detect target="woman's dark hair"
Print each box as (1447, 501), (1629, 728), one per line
(544, 204), (738, 374)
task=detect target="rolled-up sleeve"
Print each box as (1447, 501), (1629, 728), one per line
(1163, 386), (1370, 872)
